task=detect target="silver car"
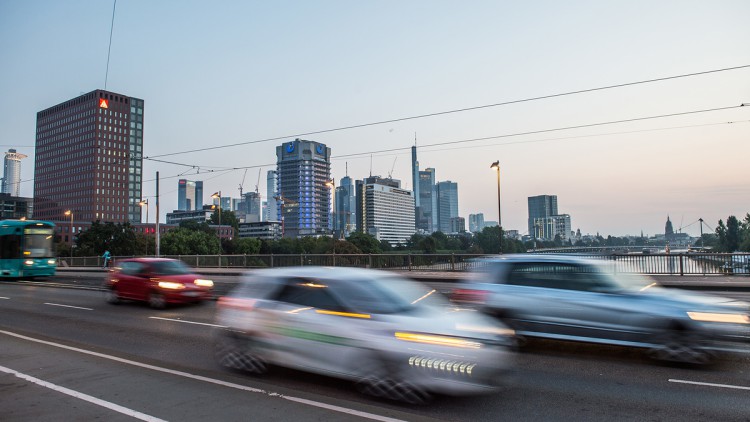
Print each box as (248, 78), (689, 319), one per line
(214, 267), (515, 403)
(454, 255), (750, 364)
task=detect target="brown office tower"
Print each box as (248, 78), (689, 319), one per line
(34, 89), (144, 223)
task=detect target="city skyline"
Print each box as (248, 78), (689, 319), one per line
(2, 1), (749, 237)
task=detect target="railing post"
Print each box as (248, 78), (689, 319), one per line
(679, 254), (684, 276)
(270, 254), (274, 268)
(451, 253), (455, 271)
(408, 254), (412, 271)
(368, 254), (372, 268)
(244, 254), (247, 268)
(300, 254), (304, 266)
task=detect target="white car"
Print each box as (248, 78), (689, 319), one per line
(454, 255), (750, 364)
(214, 267), (515, 403)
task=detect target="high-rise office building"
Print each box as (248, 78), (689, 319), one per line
(178, 179), (203, 211)
(469, 213), (485, 233)
(417, 168), (436, 233)
(34, 89), (144, 222)
(528, 194), (558, 239)
(436, 181), (459, 233)
(356, 176), (415, 246)
(266, 170), (278, 221)
(335, 175), (357, 237)
(528, 195), (571, 241)
(276, 139), (331, 238)
(242, 191), (262, 223)
(2, 149), (27, 197)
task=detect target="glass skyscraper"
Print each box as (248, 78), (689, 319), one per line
(436, 181), (458, 234)
(275, 139), (331, 238)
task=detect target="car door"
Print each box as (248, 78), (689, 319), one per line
(270, 277), (361, 374)
(115, 261), (148, 300)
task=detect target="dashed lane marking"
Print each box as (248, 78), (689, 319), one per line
(44, 303), (94, 311)
(0, 364), (167, 422)
(669, 379), (750, 391)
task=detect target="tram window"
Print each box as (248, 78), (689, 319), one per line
(0, 235), (21, 259)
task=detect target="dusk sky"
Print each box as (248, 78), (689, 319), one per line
(1, 0), (748, 237)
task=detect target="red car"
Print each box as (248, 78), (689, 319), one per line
(104, 258), (214, 309)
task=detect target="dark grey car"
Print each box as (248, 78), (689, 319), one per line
(454, 255), (750, 364)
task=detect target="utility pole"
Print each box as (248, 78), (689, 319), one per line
(155, 171), (160, 256)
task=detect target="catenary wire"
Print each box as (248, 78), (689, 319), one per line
(144, 64), (750, 159)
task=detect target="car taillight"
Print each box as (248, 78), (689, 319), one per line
(451, 288), (490, 304)
(217, 296), (256, 310)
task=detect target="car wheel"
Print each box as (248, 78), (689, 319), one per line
(148, 292), (166, 309)
(647, 325), (715, 365)
(355, 354), (431, 405)
(214, 330), (268, 374)
(105, 288), (120, 304)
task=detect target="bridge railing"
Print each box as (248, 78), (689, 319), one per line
(55, 253), (750, 275)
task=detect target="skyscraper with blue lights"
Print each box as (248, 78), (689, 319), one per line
(276, 139), (331, 238)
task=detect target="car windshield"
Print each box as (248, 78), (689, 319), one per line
(330, 275), (446, 314)
(150, 260), (192, 276)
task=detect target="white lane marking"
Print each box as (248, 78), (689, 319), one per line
(669, 379), (750, 391)
(0, 330), (407, 422)
(44, 303), (94, 311)
(0, 364), (166, 422)
(149, 316), (226, 328)
(0, 296), (9, 299)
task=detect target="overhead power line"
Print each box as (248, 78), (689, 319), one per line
(331, 104), (747, 159)
(145, 64), (750, 159)
(140, 105), (747, 180)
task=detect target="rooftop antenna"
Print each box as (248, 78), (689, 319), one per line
(369, 154), (373, 177)
(345, 162), (348, 177)
(104, 0), (117, 89)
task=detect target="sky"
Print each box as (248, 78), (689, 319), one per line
(1, 0), (749, 237)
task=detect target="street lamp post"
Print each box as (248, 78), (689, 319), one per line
(139, 199), (149, 224)
(64, 210), (73, 258)
(211, 191), (222, 237)
(490, 161), (502, 254)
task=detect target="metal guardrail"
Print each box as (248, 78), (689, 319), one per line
(56, 253), (750, 275)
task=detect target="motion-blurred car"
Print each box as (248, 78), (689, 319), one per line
(453, 255), (750, 364)
(104, 258), (214, 309)
(213, 267), (515, 403)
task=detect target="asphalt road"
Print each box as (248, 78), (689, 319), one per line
(2, 281), (750, 421)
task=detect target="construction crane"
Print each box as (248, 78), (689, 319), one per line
(387, 157), (397, 179)
(238, 169), (248, 197)
(255, 168), (261, 194)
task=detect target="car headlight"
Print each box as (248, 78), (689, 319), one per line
(194, 279), (214, 288)
(687, 312), (750, 324)
(158, 281), (185, 290)
(24, 260), (34, 266)
(395, 332), (482, 349)
(48, 259), (56, 265)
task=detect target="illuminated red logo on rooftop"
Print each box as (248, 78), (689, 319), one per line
(99, 99), (109, 109)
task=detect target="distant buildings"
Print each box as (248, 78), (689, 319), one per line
(34, 89), (144, 223)
(450, 217), (466, 233)
(276, 139), (331, 238)
(436, 181), (459, 233)
(356, 176), (415, 246)
(238, 221), (282, 241)
(417, 168), (436, 233)
(469, 213), (485, 233)
(0, 193), (33, 219)
(178, 179), (204, 211)
(266, 170), (278, 221)
(2, 149), (27, 197)
(335, 174), (356, 237)
(528, 194), (571, 241)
